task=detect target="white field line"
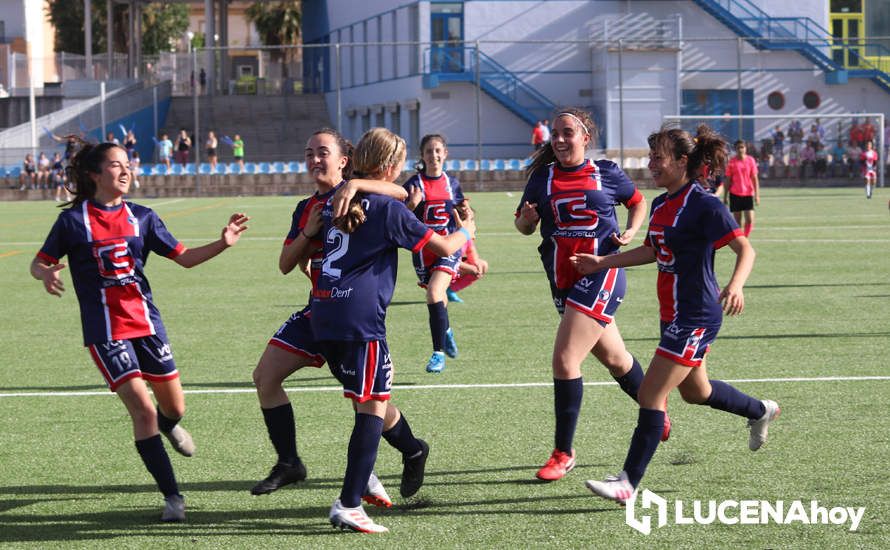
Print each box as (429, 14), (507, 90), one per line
(1, 375), (888, 399)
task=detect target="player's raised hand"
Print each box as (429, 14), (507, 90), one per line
(520, 201), (539, 224)
(406, 186), (423, 210)
(453, 207), (476, 240)
(719, 284), (745, 316)
(222, 212), (250, 246)
(303, 203), (324, 237)
(37, 262), (67, 297)
(332, 181), (358, 218)
(569, 253), (606, 275)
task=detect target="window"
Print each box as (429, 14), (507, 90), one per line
(803, 91), (821, 109)
(767, 91), (785, 110)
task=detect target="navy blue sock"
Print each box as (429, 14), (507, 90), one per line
(382, 413), (423, 457)
(135, 434), (180, 497)
(156, 406), (179, 433)
(704, 380), (766, 419)
(613, 356), (644, 401)
(553, 377), (583, 454)
(262, 403), (299, 464)
(340, 413), (384, 508)
(428, 302), (449, 352)
(622, 408), (665, 488)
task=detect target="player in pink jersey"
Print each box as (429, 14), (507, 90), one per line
(575, 125), (779, 505)
(30, 140), (248, 522)
(724, 140), (760, 237)
(515, 107), (670, 483)
(861, 140), (878, 199)
(250, 128), (408, 501)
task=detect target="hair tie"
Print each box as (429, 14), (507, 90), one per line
(557, 112), (590, 135)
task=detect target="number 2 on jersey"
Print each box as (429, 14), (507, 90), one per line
(321, 228), (350, 278)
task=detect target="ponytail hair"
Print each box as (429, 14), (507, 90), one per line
(336, 127), (406, 233)
(62, 138), (123, 208)
(525, 107), (598, 178)
(647, 123), (728, 180)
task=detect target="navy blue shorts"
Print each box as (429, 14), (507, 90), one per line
(268, 306), (325, 367)
(655, 321), (720, 367)
(88, 335), (178, 391)
(319, 340), (393, 403)
(565, 267), (626, 327)
(413, 249), (460, 287)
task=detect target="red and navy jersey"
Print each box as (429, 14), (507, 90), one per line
(518, 159), (643, 290)
(403, 172), (465, 235)
(37, 200), (185, 345)
(644, 181), (742, 326)
(311, 190), (433, 341)
(284, 187), (336, 297)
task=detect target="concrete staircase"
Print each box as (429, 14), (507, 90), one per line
(163, 94), (332, 162)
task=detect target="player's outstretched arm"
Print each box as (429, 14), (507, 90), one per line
(612, 195), (647, 247)
(570, 245), (656, 275)
(174, 213), (249, 268)
(719, 235), (755, 316)
(331, 179), (409, 218)
(30, 257), (67, 297)
(427, 212), (476, 258)
(280, 203), (322, 275)
(514, 201), (539, 235)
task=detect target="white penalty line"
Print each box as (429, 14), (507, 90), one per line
(2, 375), (888, 399)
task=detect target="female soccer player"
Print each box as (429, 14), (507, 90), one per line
(446, 199), (489, 303)
(30, 140), (249, 522)
(861, 140), (879, 199)
(515, 107), (669, 483)
(250, 128), (408, 504)
(580, 125), (779, 504)
(403, 134), (466, 373)
(313, 127), (476, 533)
(724, 140), (760, 237)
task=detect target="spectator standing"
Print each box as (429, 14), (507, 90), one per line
(158, 133), (173, 170)
(531, 121), (545, 152)
(232, 134), (245, 172)
(849, 119), (863, 148)
(771, 126), (785, 158)
(174, 129), (191, 166)
(206, 131), (219, 172)
(540, 119), (551, 144)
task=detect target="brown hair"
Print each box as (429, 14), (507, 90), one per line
(63, 138), (125, 208)
(416, 133), (447, 174)
(336, 128), (406, 233)
(311, 127), (354, 180)
(647, 124), (728, 180)
(525, 107), (598, 178)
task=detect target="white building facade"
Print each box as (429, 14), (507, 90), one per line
(302, 0), (890, 158)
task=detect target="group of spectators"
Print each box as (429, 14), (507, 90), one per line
(751, 117), (887, 180)
(155, 129), (245, 173)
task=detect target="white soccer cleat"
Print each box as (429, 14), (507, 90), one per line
(585, 471), (635, 506)
(162, 424), (196, 457)
(329, 499), (388, 533)
(161, 494), (185, 522)
(748, 399), (781, 451)
(362, 471), (393, 508)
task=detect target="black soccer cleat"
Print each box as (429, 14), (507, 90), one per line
(250, 459), (307, 495)
(400, 439), (429, 498)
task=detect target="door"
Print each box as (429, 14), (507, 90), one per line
(830, 1), (865, 67)
(681, 89), (754, 142)
(430, 3), (464, 73)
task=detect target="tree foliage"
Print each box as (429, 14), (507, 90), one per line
(46, 1), (189, 56)
(245, 1), (302, 48)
